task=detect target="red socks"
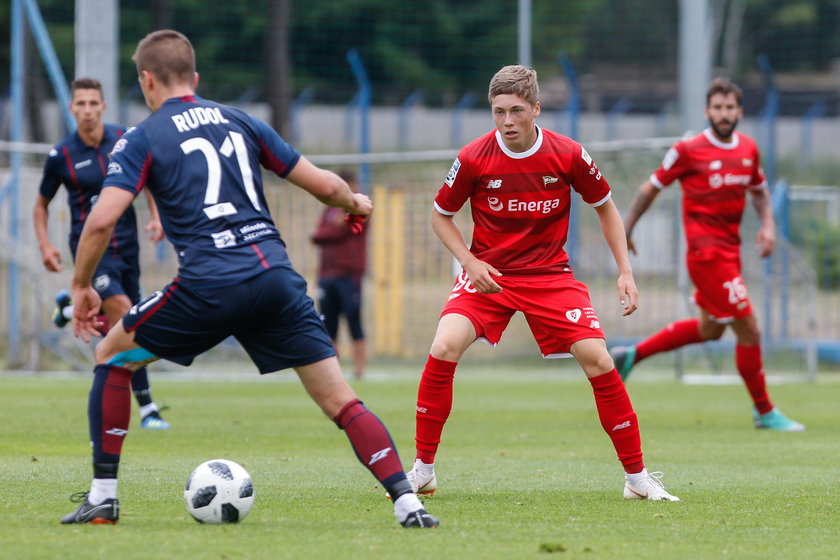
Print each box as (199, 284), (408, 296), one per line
(414, 355), (457, 464)
(588, 370), (644, 473)
(90, 364), (132, 464)
(636, 319), (703, 361)
(736, 344), (773, 414)
(333, 399), (405, 488)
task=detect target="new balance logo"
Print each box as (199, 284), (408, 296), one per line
(105, 428), (128, 437)
(487, 179), (503, 189)
(612, 421), (632, 431)
(369, 447), (392, 465)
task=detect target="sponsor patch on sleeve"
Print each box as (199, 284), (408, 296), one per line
(580, 147), (593, 166)
(444, 157), (461, 187)
(107, 161), (123, 175)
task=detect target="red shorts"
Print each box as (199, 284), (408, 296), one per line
(441, 271), (605, 357)
(687, 257), (752, 323)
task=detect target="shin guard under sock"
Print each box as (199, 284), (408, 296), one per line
(588, 369), (644, 473)
(334, 399), (410, 499)
(89, 364), (132, 465)
(415, 355), (457, 464)
(636, 318), (703, 362)
(736, 344), (773, 414)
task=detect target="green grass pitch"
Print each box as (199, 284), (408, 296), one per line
(1, 366), (836, 560)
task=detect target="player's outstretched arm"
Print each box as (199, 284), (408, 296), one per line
(594, 198), (638, 316)
(431, 209), (502, 294)
(32, 194), (63, 272)
(286, 156), (372, 218)
(623, 180), (660, 255)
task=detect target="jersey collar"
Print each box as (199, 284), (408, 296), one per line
(162, 95), (199, 107)
(494, 125), (543, 159)
(703, 128), (740, 150)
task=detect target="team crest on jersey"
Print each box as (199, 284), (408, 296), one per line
(444, 158), (461, 187)
(543, 176), (559, 186)
(112, 138), (127, 154)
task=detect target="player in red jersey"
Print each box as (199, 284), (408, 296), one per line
(612, 77), (804, 432)
(406, 65), (679, 501)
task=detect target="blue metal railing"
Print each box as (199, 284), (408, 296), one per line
(346, 49), (371, 191)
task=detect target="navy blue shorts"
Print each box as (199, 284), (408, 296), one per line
(92, 253), (141, 304)
(122, 266), (336, 373)
(317, 276), (364, 340)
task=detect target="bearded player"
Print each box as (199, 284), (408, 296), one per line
(612, 77), (804, 432)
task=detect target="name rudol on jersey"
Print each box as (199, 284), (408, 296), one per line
(170, 106), (230, 133)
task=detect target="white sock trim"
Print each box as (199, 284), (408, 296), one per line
(89, 478), (118, 505)
(413, 458), (434, 475)
(625, 468), (648, 483)
(140, 403), (159, 418)
(393, 493), (423, 522)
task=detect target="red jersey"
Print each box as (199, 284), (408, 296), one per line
(651, 129), (767, 261)
(434, 126), (612, 275)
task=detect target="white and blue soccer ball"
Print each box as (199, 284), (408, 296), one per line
(184, 459), (254, 524)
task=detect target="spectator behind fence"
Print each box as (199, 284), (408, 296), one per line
(311, 169), (368, 379)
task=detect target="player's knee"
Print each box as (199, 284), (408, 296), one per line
(93, 341), (115, 365)
(700, 324), (725, 341)
(592, 352), (615, 376)
(737, 328), (761, 346)
(429, 337), (466, 362)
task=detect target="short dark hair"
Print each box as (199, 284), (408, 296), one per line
(133, 29), (196, 86)
(71, 78), (103, 98)
(706, 77), (743, 106)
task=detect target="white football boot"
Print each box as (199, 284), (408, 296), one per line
(623, 470), (680, 501)
(406, 459), (437, 496)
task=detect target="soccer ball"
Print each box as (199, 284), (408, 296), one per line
(184, 459), (254, 524)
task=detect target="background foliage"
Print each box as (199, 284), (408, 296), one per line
(3, 0), (839, 115)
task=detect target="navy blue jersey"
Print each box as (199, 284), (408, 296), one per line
(39, 125), (139, 259)
(105, 95), (301, 287)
